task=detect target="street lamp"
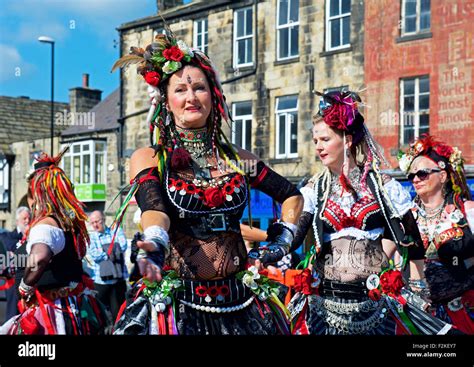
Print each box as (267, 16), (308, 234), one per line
(38, 36), (55, 156)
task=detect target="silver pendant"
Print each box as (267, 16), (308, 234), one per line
(205, 295), (212, 303)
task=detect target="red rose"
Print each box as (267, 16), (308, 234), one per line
(144, 71), (160, 86)
(203, 187), (226, 208)
(380, 270), (405, 296)
(163, 46), (184, 62)
(434, 144), (454, 159)
(368, 289), (382, 301)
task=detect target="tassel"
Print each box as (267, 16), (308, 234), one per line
(170, 147), (192, 170)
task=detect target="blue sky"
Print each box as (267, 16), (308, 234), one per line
(0, 0), (159, 102)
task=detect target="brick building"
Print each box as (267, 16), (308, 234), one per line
(365, 0), (474, 176)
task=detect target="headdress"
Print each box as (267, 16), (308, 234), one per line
(397, 134), (470, 200)
(26, 147), (89, 258)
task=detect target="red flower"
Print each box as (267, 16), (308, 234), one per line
(207, 286), (219, 297)
(144, 71), (161, 86)
(223, 183), (234, 195)
(231, 176), (242, 186)
(293, 269), (315, 295)
(163, 46), (184, 62)
(174, 180), (185, 190)
(368, 289), (382, 301)
(380, 270), (405, 296)
(203, 187), (226, 208)
(218, 285), (230, 296)
(186, 184), (197, 195)
(195, 286), (208, 297)
(434, 144), (454, 159)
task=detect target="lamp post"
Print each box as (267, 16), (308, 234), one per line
(38, 36), (55, 156)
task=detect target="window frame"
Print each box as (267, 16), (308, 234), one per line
(193, 18), (208, 55)
(61, 140), (107, 185)
(233, 7), (254, 68)
(276, 0), (300, 61)
(275, 95), (299, 159)
(0, 156), (11, 210)
(399, 75), (430, 145)
(325, 0), (352, 52)
(231, 101), (253, 151)
(401, 0), (431, 36)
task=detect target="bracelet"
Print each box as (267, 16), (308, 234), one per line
(408, 278), (427, 289)
(144, 225), (170, 255)
(19, 279), (36, 300)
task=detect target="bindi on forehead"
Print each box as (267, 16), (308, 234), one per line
(171, 77), (205, 86)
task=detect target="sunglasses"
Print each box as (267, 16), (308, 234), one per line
(407, 168), (441, 182)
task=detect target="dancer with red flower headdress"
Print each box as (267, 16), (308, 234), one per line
(287, 91), (453, 335)
(0, 149), (110, 335)
(398, 135), (474, 334)
(110, 28), (303, 335)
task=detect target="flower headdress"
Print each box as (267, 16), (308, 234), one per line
(26, 147), (89, 259)
(397, 134), (470, 200)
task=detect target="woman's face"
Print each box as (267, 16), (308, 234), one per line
(312, 121), (350, 172)
(166, 66), (212, 129)
(409, 156), (447, 197)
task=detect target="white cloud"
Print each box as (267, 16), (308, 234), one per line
(0, 44), (36, 83)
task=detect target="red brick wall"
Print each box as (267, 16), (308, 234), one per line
(364, 0), (474, 168)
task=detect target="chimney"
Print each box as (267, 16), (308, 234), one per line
(82, 73), (89, 88)
(157, 0), (184, 12)
(69, 73), (102, 113)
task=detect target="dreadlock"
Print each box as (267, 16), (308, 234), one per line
(26, 148), (89, 259)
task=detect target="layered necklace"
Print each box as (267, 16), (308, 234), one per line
(416, 197), (447, 254)
(175, 125), (217, 170)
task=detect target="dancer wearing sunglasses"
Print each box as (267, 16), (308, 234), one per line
(399, 135), (474, 334)
(288, 91), (451, 335)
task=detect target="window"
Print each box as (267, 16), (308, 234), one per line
(62, 140), (107, 184)
(234, 7), (253, 67)
(275, 95), (298, 159)
(277, 0), (299, 60)
(326, 0), (351, 51)
(232, 101), (252, 150)
(193, 19), (208, 54)
(401, 0), (430, 35)
(0, 157), (10, 210)
(400, 76), (430, 145)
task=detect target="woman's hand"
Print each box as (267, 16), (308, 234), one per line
(136, 240), (163, 282)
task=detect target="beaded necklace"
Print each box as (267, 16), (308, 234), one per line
(175, 125), (217, 170)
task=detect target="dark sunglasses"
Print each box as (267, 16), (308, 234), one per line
(407, 168), (441, 182)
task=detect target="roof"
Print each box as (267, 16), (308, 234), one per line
(0, 96), (69, 155)
(61, 88), (120, 137)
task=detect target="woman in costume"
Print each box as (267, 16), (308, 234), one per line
(0, 150), (110, 335)
(112, 30), (303, 335)
(399, 135), (474, 334)
(288, 91), (452, 335)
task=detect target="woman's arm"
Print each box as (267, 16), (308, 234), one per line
(129, 147), (171, 281)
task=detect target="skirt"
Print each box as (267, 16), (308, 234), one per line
(113, 274), (290, 335)
(289, 291), (453, 335)
(0, 284), (111, 335)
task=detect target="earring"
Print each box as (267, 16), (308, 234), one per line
(163, 104), (171, 126)
(442, 184), (447, 198)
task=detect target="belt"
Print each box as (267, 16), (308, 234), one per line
(321, 279), (368, 301)
(176, 277), (253, 307)
(172, 212), (241, 238)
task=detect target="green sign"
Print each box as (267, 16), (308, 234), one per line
(74, 184), (106, 202)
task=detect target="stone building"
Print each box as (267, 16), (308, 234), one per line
(116, 0), (365, 234)
(0, 96), (69, 229)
